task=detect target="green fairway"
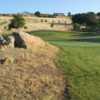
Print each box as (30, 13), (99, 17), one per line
(30, 31), (100, 100)
(30, 31), (100, 46)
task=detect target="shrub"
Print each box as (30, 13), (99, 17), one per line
(45, 19), (47, 22)
(24, 26), (28, 29)
(9, 15), (25, 30)
(4, 26), (7, 30)
(50, 23), (54, 28)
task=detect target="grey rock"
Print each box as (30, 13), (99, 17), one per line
(0, 36), (6, 45)
(8, 36), (15, 48)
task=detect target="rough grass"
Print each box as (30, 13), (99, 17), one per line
(30, 31), (100, 100)
(0, 40), (65, 100)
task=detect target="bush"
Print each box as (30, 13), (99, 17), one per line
(9, 15), (25, 30)
(50, 23), (54, 28)
(4, 26), (7, 30)
(41, 19), (43, 22)
(74, 23), (80, 31)
(24, 26), (28, 29)
(45, 19), (47, 22)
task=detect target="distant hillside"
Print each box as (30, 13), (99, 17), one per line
(0, 15), (73, 33)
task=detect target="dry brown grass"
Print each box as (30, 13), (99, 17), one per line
(0, 41), (65, 100)
(0, 15), (72, 34)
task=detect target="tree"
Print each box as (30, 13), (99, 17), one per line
(34, 11), (41, 17)
(68, 12), (71, 17)
(72, 13), (87, 25)
(97, 12), (100, 16)
(72, 12), (98, 27)
(85, 12), (98, 26)
(9, 14), (25, 30)
(72, 12), (100, 31)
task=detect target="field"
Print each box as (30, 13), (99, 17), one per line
(30, 31), (100, 100)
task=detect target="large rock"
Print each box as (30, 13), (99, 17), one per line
(0, 36), (6, 45)
(12, 31), (46, 49)
(8, 36), (15, 48)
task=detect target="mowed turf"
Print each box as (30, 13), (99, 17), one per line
(30, 31), (100, 100)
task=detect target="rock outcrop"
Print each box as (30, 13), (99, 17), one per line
(8, 31), (46, 49)
(8, 36), (15, 48)
(0, 31), (46, 49)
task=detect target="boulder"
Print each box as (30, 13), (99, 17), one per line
(12, 31), (46, 49)
(8, 36), (15, 48)
(0, 36), (6, 45)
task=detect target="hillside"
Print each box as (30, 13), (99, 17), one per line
(0, 32), (66, 100)
(0, 15), (73, 33)
(30, 31), (100, 100)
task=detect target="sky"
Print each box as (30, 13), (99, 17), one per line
(0, 0), (100, 14)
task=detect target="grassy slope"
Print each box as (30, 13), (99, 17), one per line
(0, 45), (65, 100)
(30, 31), (100, 100)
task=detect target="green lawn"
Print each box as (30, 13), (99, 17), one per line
(30, 31), (100, 100)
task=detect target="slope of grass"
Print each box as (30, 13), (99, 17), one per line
(30, 31), (100, 100)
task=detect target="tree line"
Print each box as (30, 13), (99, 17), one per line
(8, 12), (100, 32)
(72, 12), (100, 31)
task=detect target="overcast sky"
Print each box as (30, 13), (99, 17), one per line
(0, 0), (100, 14)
